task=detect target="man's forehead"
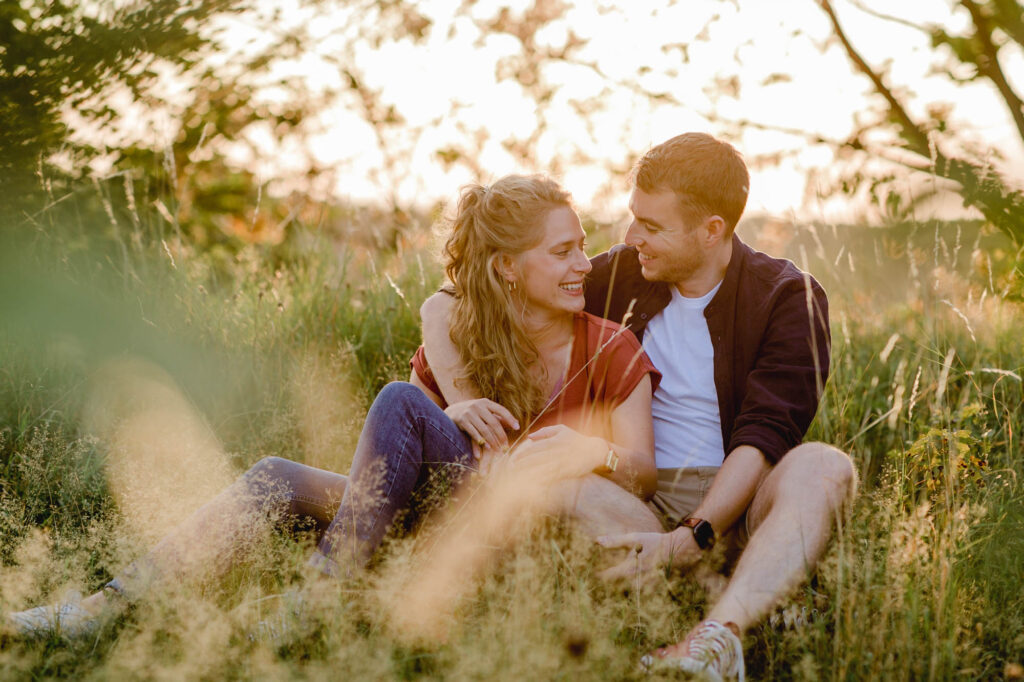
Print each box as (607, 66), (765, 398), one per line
(629, 187), (682, 217)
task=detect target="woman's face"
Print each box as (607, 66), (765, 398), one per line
(510, 206), (592, 320)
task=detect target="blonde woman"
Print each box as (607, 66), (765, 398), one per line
(8, 175), (660, 638)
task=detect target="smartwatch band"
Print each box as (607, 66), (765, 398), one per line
(679, 517), (716, 550)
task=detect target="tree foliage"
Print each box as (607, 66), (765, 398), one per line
(0, 0), (242, 220)
(4, 0), (1023, 254)
(816, 0), (1024, 246)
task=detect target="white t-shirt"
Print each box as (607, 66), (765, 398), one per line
(642, 282), (725, 469)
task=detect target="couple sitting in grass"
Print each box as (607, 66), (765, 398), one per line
(9, 133), (856, 681)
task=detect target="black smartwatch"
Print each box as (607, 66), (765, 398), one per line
(679, 517), (716, 550)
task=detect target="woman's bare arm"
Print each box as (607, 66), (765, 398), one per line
(510, 375), (657, 498)
(605, 374), (657, 497)
(419, 292), (475, 403)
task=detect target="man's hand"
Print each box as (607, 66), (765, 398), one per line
(475, 443), (509, 477)
(508, 425), (605, 483)
(596, 528), (702, 581)
(444, 399), (518, 452)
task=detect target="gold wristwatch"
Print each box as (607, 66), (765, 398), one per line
(602, 448), (618, 473)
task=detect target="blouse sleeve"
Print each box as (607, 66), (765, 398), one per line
(409, 345), (445, 403)
(586, 317), (661, 406)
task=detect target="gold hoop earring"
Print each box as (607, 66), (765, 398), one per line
(507, 280), (517, 292)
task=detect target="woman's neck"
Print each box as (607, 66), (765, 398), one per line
(521, 310), (575, 398)
(522, 310), (574, 354)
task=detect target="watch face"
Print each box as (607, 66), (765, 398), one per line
(693, 520), (715, 549)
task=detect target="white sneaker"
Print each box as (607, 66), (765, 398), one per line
(6, 593), (100, 640)
(246, 589), (308, 644)
(641, 619), (745, 682)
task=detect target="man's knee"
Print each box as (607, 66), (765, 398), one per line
(782, 442), (857, 501)
(365, 381), (435, 429)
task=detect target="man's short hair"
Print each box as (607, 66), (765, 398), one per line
(632, 133), (750, 232)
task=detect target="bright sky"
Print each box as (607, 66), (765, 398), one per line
(219, 0), (1024, 224)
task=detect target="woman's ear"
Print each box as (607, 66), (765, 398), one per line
(495, 253), (518, 284)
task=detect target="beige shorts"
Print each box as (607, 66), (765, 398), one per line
(646, 467), (751, 548)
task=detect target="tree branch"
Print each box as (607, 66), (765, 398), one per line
(990, 0), (1024, 47)
(817, 0), (933, 156)
(818, 0), (1024, 245)
(960, 0), (1024, 141)
(847, 0), (932, 35)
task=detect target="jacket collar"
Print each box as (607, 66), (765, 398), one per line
(704, 234), (748, 317)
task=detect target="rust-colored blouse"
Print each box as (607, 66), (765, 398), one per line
(410, 312), (661, 436)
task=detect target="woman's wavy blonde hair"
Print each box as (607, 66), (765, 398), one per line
(443, 174), (573, 431)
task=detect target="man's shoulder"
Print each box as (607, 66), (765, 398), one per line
(735, 238), (825, 293)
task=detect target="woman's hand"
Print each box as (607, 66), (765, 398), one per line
(445, 399), (518, 452)
(508, 425), (606, 482)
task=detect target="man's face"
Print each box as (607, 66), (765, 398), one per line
(624, 187), (706, 287)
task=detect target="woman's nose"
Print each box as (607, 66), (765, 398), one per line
(574, 249), (592, 273)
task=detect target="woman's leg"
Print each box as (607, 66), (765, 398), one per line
(104, 456), (348, 602)
(7, 456), (348, 634)
(64, 381), (469, 618)
(312, 382), (474, 573)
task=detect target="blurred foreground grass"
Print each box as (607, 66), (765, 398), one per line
(0, 186), (1021, 680)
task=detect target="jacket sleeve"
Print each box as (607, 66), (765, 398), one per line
(583, 248), (617, 320)
(728, 276), (830, 463)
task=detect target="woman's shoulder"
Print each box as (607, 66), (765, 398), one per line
(573, 312), (660, 401)
(576, 312), (642, 349)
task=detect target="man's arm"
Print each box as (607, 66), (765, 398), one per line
(410, 369), (445, 408)
(682, 444), (768, 542)
(597, 445), (768, 579)
(729, 276), (830, 463)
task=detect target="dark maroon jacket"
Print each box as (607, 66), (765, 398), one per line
(583, 236), (830, 465)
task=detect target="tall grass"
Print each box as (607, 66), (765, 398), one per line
(0, 179), (1021, 680)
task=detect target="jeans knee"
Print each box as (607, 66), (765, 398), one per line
(247, 456), (287, 477)
(241, 456), (296, 495)
(378, 381), (419, 401)
(370, 381), (432, 420)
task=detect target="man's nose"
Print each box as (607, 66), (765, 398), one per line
(624, 220), (641, 246)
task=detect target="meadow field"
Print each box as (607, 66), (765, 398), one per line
(0, 184), (1021, 680)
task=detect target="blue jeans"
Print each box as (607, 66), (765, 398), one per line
(317, 381), (475, 565)
(107, 382), (474, 597)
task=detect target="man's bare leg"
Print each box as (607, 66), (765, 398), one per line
(556, 474), (663, 536)
(700, 442), (856, 633)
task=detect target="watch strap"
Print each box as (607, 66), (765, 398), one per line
(679, 517), (716, 550)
